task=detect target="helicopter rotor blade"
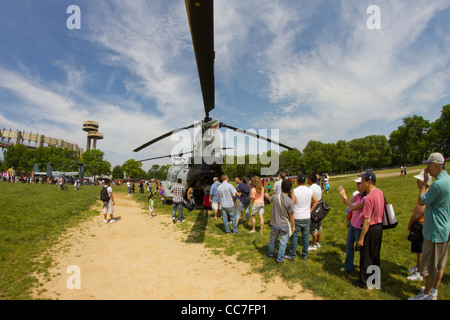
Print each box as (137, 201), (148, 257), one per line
(220, 123), (294, 151)
(133, 124), (195, 152)
(135, 151), (195, 163)
(185, 0), (215, 117)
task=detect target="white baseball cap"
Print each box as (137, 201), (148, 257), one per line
(422, 152), (445, 165)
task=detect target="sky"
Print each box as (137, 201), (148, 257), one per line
(0, 0), (449, 171)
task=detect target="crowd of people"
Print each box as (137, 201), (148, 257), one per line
(337, 152), (450, 298)
(153, 152), (449, 298)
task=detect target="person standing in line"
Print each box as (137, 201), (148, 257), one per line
(249, 176), (266, 234)
(406, 170), (432, 281)
(127, 180), (131, 196)
(171, 178), (186, 224)
(159, 183), (165, 204)
(338, 177), (367, 272)
(217, 174), (238, 234)
(354, 171), (384, 289)
(187, 186), (196, 211)
(409, 153), (450, 300)
(102, 179), (116, 224)
(285, 173), (319, 261)
(209, 177), (221, 219)
(308, 174), (323, 251)
(266, 178), (295, 264)
(273, 172), (286, 195)
(236, 177), (251, 226)
(202, 181), (211, 217)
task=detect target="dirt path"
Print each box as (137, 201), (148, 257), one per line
(33, 193), (319, 300)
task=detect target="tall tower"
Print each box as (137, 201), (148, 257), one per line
(82, 121), (104, 151)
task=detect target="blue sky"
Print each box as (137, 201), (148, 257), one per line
(0, 0), (449, 170)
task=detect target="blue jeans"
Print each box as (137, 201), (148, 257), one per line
(222, 206), (238, 234)
(268, 227), (289, 262)
(288, 219), (310, 259)
(345, 224), (362, 271)
(172, 201), (183, 221)
(237, 201), (250, 221)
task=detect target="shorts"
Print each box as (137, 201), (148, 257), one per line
(251, 203), (265, 216)
(211, 201), (221, 211)
(103, 200), (114, 214)
(420, 239), (450, 278)
(310, 221), (322, 235)
(203, 196), (211, 209)
(149, 206), (154, 213)
(411, 238), (424, 254)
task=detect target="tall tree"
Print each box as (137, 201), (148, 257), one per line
(429, 104), (450, 157)
(3, 144), (32, 173)
(81, 150), (111, 179)
(389, 115), (431, 165)
(122, 159), (143, 179)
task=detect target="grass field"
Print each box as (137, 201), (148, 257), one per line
(1, 166), (449, 300)
(0, 183), (100, 299)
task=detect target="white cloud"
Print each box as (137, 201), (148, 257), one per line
(253, 0), (450, 148)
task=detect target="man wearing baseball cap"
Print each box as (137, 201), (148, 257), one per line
(409, 152), (450, 300)
(354, 170), (385, 289)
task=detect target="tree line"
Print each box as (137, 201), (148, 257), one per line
(2, 104), (448, 179)
(224, 104), (449, 176)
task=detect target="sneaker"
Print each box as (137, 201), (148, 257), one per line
(316, 242), (321, 248)
(284, 255), (295, 261)
(172, 218), (177, 224)
(408, 292), (429, 300)
(408, 266), (418, 274)
(308, 245), (317, 251)
(109, 219), (116, 224)
(103, 219), (108, 224)
(429, 289), (438, 300)
(407, 272), (423, 281)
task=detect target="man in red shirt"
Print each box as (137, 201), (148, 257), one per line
(355, 171), (384, 288)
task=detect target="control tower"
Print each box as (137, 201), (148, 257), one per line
(82, 121), (104, 151)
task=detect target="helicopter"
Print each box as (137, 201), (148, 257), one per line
(133, 0), (293, 208)
(33, 162), (86, 181)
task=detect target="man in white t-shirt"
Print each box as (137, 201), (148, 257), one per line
(102, 179), (116, 224)
(308, 174), (323, 251)
(285, 173), (319, 261)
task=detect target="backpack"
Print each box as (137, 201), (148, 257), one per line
(100, 186), (110, 202)
(310, 199), (330, 223)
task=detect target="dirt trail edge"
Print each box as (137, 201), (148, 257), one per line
(33, 193), (320, 300)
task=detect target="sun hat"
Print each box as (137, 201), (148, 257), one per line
(413, 170), (432, 186)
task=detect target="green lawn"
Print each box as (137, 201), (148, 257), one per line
(1, 166), (449, 300)
(0, 182), (100, 299)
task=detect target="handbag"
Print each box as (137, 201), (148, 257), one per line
(382, 197), (398, 229)
(408, 221), (423, 243)
(310, 200), (330, 223)
(278, 194), (293, 237)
